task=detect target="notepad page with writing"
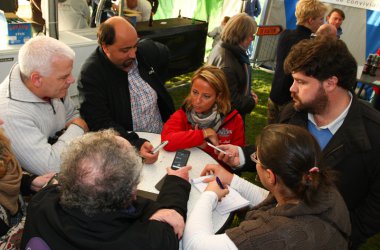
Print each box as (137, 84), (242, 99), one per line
(191, 178), (249, 215)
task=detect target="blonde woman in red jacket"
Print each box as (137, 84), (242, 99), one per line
(161, 65), (245, 160)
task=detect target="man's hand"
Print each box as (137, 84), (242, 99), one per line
(201, 164), (233, 186)
(167, 165), (192, 181)
(149, 209), (185, 239)
(31, 172), (58, 192)
(140, 141), (159, 164)
(216, 144), (240, 167)
(66, 117), (89, 132)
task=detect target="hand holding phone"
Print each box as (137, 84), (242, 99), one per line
(171, 149), (190, 170)
(151, 140), (169, 154)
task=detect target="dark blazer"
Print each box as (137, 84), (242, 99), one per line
(78, 39), (175, 149)
(269, 25), (312, 105)
(208, 42), (256, 119)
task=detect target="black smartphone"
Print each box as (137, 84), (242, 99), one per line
(171, 149), (190, 170)
(155, 150), (191, 191)
(154, 175), (167, 191)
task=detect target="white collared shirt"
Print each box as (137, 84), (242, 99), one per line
(308, 91), (353, 135)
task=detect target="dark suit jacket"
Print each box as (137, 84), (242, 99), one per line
(208, 42), (256, 118)
(269, 25), (312, 105)
(78, 39), (175, 149)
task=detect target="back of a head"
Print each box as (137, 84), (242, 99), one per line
(284, 36), (357, 90)
(127, 0), (138, 9)
(0, 129), (22, 215)
(0, 129), (21, 179)
(221, 13), (257, 46)
(296, 0), (327, 25)
(18, 36), (75, 78)
(185, 65), (231, 115)
(256, 124), (334, 205)
(59, 129), (143, 217)
(222, 16), (230, 24)
(316, 23), (337, 38)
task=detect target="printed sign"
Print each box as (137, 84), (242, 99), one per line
(256, 25), (283, 36)
(0, 57), (14, 63)
(322, 0), (380, 12)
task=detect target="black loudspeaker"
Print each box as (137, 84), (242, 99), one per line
(137, 18), (208, 78)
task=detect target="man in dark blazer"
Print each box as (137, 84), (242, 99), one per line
(78, 16), (175, 164)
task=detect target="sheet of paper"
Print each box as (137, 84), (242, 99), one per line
(191, 177), (249, 215)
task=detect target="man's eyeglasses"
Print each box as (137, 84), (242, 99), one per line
(250, 152), (267, 168)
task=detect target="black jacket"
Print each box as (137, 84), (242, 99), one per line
(243, 96), (380, 248)
(269, 25), (312, 105)
(78, 39), (175, 150)
(207, 42), (256, 118)
(21, 175), (191, 250)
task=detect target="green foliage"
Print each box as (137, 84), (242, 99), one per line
(245, 68), (272, 145)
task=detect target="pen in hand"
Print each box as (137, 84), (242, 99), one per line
(42, 173), (59, 188)
(216, 176), (224, 189)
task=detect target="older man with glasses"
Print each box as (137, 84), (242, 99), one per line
(78, 16), (175, 164)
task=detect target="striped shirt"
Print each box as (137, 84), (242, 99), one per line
(128, 60), (163, 133)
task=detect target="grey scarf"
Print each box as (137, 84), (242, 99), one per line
(186, 105), (223, 131)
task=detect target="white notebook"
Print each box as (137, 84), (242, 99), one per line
(191, 177), (250, 215)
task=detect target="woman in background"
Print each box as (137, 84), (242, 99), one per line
(208, 16), (230, 48)
(183, 124), (351, 250)
(207, 13), (259, 120)
(161, 65), (245, 161)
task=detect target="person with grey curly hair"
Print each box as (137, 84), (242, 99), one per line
(59, 129), (143, 216)
(21, 129), (192, 250)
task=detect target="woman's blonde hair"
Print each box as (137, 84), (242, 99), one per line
(296, 0), (327, 25)
(184, 65), (231, 115)
(0, 129), (21, 178)
(221, 13), (257, 46)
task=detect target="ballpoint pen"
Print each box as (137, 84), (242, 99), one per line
(216, 176), (224, 189)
